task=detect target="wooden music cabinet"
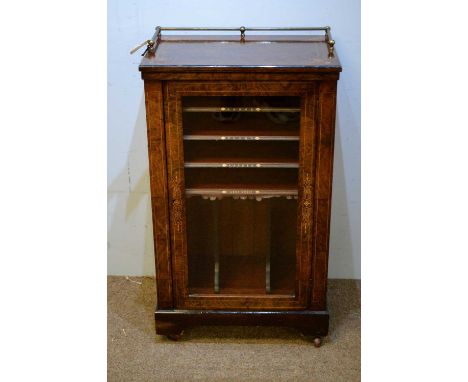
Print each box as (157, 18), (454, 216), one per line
(136, 27), (341, 346)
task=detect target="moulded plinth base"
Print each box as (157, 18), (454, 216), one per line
(155, 309), (329, 339)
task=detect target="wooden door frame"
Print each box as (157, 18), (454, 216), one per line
(163, 81), (319, 310)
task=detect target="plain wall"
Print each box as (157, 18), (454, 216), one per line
(107, 0), (361, 278)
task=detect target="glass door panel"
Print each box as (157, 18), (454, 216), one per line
(182, 96), (301, 297)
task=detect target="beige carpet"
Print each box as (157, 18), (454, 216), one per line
(108, 277), (360, 381)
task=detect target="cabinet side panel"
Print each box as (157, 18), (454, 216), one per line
(311, 80), (337, 310)
(144, 80), (173, 309)
(163, 82), (188, 309)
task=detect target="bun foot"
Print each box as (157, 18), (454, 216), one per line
(166, 333), (183, 341)
(313, 337), (322, 347)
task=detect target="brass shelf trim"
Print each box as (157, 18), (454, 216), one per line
(183, 135), (299, 141)
(183, 106), (300, 113)
(131, 26), (335, 56)
(184, 162), (299, 169)
(185, 188), (298, 200)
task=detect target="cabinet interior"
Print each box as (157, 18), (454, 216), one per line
(182, 95), (301, 296)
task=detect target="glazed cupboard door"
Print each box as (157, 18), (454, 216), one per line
(164, 82), (317, 310)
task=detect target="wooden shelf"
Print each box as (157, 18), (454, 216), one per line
(183, 111), (300, 139)
(184, 106), (300, 113)
(182, 95), (301, 108)
(186, 188), (298, 198)
(185, 161), (298, 168)
(184, 135), (299, 141)
(184, 140), (300, 168)
(184, 169), (299, 191)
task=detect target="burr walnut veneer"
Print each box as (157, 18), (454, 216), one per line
(138, 31), (341, 345)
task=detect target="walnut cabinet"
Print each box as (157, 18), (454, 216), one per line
(137, 27), (342, 345)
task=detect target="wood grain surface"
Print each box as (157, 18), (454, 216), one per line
(141, 34), (341, 337)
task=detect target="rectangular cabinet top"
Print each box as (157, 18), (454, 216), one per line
(139, 35), (342, 73)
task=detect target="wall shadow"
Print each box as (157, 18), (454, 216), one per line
(107, 94), (155, 276)
(328, 108), (360, 278)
